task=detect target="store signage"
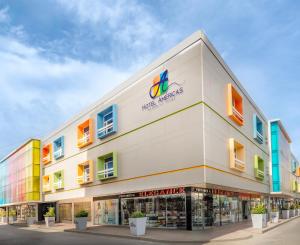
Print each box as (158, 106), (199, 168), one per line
(120, 187), (185, 199)
(138, 187), (185, 197)
(142, 69), (184, 111)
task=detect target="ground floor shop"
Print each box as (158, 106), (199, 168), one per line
(91, 186), (268, 230)
(0, 203), (39, 224)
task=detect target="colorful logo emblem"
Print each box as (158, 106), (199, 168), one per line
(149, 70), (169, 99)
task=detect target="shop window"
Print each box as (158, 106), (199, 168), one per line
(42, 144), (52, 165)
(77, 160), (93, 185)
(77, 119), (93, 148)
(42, 175), (52, 192)
(53, 136), (64, 160)
(97, 152), (117, 180)
(229, 138), (245, 172)
(227, 83), (244, 126)
(97, 105), (117, 139)
(53, 170), (64, 190)
(253, 114), (263, 144)
(254, 155), (264, 180)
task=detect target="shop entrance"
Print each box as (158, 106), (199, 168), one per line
(58, 203), (72, 223)
(242, 200), (250, 220)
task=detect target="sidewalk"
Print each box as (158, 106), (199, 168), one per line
(65, 222), (254, 243)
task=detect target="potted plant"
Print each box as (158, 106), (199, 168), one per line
(44, 207), (55, 227)
(270, 207), (279, 223)
(289, 204), (295, 217)
(74, 210), (89, 231)
(281, 205), (289, 219)
(0, 210), (5, 223)
(129, 211), (147, 236)
(26, 207), (37, 226)
(251, 204), (267, 229)
(8, 209), (16, 223)
(295, 204), (299, 216)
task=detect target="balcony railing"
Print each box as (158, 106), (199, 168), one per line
(53, 180), (63, 189)
(234, 158), (245, 170)
(78, 134), (90, 145)
(256, 131), (263, 142)
(42, 155), (50, 163)
(232, 106), (243, 122)
(255, 168), (264, 179)
(97, 168), (114, 179)
(43, 184), (51, 192)
(76, 174), (90, 184)
(98, 122), (113, 135)
(54, 148), (63, 158)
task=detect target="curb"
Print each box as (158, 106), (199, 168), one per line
(260, 215), (300, 234)
(64, 229), (253, 243)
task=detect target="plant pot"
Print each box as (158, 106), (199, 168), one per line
(295, 209), (298, 216)
(289, 209), (295, 218)
(9, 216), (16, 223)
(27, 217), (36, 226)
(251, 214), (267, 229)
(270, 212), (279, 223)
(129, 217), (147, 236)
(298, 209), (300, 216)
(282, 210), (289, 219)
(45, 217), (55, 227)
(74, 217), (88, 231)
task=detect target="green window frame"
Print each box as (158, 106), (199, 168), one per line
(97, 152), (118, 180)
(53, 170), (64, 190)
(254, 155), (264, 180)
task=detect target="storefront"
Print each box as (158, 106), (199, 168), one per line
(92, 187), (266, 230)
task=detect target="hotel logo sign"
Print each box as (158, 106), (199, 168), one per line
(142, 69), (184, 111)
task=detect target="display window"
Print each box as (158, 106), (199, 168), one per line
(94, 199), (119, 225)
(121, 194), (186, 229)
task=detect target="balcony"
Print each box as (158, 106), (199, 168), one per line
(256, 130), (263, 143)
(54, 148), (63, 159)
(254, 155), (264, 180)
(229, 138), (245, 172)
(42, 144), (52, 165)
(97, 152), (118, 180)
(255, 168), (264, 180)
(227, 84), (244, 126)
(77, 119), (93, 148)
(232, 106), (244, 122)
(43, 184), (51, 192)
(53, 180), (63, 190)
(42, 175), (51, 192)
(77, 160), (93, 185)
(97, 105), (117, 139)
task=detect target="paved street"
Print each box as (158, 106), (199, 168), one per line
(206, 218), (300, 245)
(1, 218), (300, 245)
(0, 225), (161, 245)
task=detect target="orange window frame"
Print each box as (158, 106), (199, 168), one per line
(42, 144), (52, 165)
(77, 119), (93, 148)
(77, 160), (93, 185)
(229, 138), (245, 172)
(227, 83), (244, 126)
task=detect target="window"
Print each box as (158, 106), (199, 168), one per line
(77, 119), (93, 148)
(53, 170), (64, 190)
(42, 144), (52, 165)
(42, 175), (51, 192)
(227, 84), (244, 126)
(254, 155), (264, 180)
(97, 105), (117, 139)
(291, 159), (297, 174)
(296, 167), (300, 177)
(229, 138), (245, 172)
(292, 180), (297, 192)
(97, 152), (118, 180)
(77, 160), (93, 184)
(253, 114), (263, 144)
(53, 136), (64, 160)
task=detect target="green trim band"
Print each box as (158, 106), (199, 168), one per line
(44, 100), (268, 169)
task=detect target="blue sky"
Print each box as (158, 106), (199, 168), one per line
(0, 0), (300, 159)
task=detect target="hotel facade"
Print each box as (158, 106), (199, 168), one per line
(0, 31), (299, 230)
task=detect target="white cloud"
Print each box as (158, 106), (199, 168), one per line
(0, 6), (9, 23)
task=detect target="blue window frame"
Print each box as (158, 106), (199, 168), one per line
(53, 136), (64, 160)
(97, 105), (117, 139)
(253, 114), (263, 144)
(291, 159), (297, 173)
